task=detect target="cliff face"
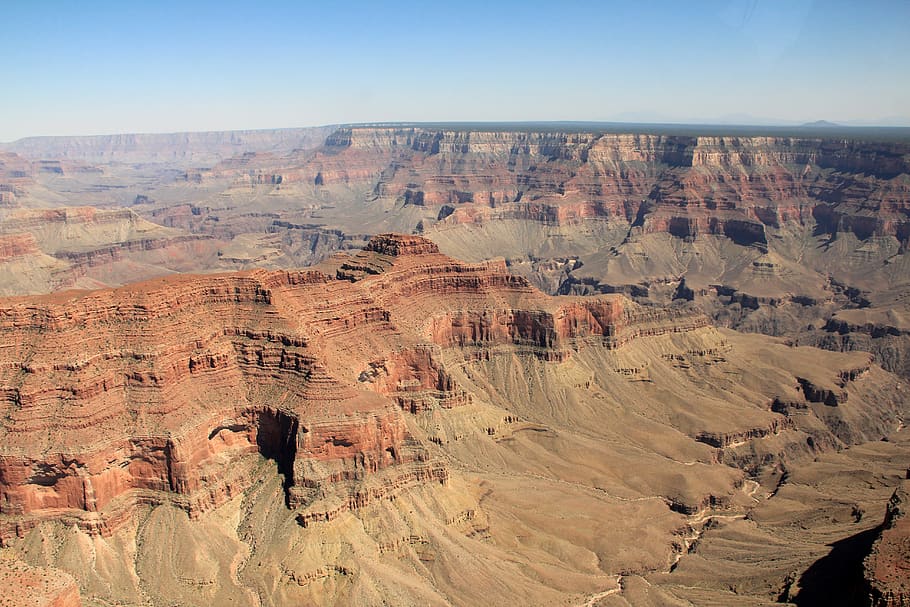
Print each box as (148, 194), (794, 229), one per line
(260, 127), (910, 387)
(0, 233), (891, 545)
(0, 234), (660, 541)
(0, 207), (225, 296)
(0, 152), (35, 207)
(305, 128), (910, 247)
(0, 234), (40, 261)
(865, 480), (910, 606)
(5, 127), (909, 377)
(1, 124), (909, 604)
(0, 266), (428, 540)
(7, 127), (909, 263)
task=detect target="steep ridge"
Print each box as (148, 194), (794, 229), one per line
(0, 152), (34, 207)
(0, 234), (707, 541)
(308, 128), (910, 247)
(0, 207), (189, 255)
(151, 126), (909, 297)
(0, 234), (907, 606)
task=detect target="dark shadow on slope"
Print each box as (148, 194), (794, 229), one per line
(255, 409), (299, 505)
(793, 525), (881, 606)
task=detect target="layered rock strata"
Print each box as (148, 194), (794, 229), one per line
(303, 128), (910, 247)
(1, 127), (335, 165)
(0, 234), (709, 543)
(0, 233), (906, 606)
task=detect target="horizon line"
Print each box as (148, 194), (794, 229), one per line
(5, 120), (910, 145)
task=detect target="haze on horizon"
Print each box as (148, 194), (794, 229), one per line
(2, 0), (908, 142)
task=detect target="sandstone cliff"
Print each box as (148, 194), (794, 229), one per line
(0, 234), (715, 542)
(308, 128), (910, 249)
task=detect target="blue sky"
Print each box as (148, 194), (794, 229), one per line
(1, 0), (908, 141)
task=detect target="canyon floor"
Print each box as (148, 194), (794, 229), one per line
(0, 125), (908, 606)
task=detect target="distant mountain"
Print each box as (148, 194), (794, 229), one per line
(801, 120), (841, 127)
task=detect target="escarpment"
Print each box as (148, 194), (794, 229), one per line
(0, 207), (204, 259)
(5, 126), (910, 386)
(1, 126), (334, 164)
(0, 206), (224, 297)
(0, 234), (40, 261)
(156, 127), (909, 252)
(0, 234), (710, 543)
(0, 152), (35, 208)
(182, 126), (910, 387)
(306, 127), (910, 246)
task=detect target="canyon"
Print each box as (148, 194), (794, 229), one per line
(0, 124), (909, 605)
(3, 125), (909, 380)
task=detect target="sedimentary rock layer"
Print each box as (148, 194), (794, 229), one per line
(0, 233), (702, 542)
(296, 127), (910, 246)
(0, 233), (907, 606)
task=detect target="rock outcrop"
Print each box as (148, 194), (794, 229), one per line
(0, 152), (35, 207)
(865, 480), (910, 606)
(0, 207), (224, 295)
(0, 234), (699, 543)
(5, 126), (910, 386)
(0, 234), (40, 261)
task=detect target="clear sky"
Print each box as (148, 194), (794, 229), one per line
(2, 0), (908, 141)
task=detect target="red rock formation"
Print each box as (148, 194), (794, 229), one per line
(3, 232), (897, 567)
(2, 234), (705, 543)
(0, 206), (223, 294)
(0, 234), (40, 261)
(0, 152), (34, 207)
(865, 480), (910, 606)
(296, 127), (910, 247)
(364, 233), (440, 256)
(364, 346), (471, 413)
